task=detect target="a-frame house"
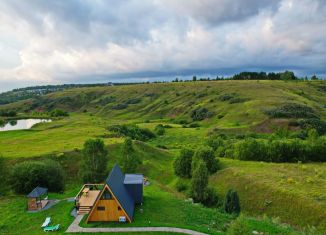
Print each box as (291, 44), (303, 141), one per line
(78, 164), (143, 223)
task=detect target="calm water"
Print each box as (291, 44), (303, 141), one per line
(0, 119), (51, 131)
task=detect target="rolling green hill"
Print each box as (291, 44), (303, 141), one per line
(1, 80), (325, 234)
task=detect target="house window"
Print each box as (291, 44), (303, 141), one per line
(102, 191), (112, 200)
(118, 206), (122, 211)
(97, 206), (105, 211)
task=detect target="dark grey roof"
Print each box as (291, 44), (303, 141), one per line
(106, 164), (135, 220)
(27, 186), (48, 198)
(124, 174), (143, 184)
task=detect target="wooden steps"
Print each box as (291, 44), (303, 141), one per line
(78, 206), (91, 215)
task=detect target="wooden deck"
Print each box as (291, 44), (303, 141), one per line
(78, 190), (101, 207)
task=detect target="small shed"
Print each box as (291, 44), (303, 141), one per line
(27, 186), (48, 211)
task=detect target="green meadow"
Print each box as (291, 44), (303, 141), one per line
(0, 80), (325, 234)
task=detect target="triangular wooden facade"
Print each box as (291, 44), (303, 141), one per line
(86, 185), (132, 223)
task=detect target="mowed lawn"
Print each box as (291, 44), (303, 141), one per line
(0, 114), (123, 158)
(212, 159), (326, 231)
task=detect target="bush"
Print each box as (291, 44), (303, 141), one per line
(227, 215), (250, 235)
(229, 97), (249, 104)
(174, 148), (194, 178)
(0, 155), (9, 195)
(125, 98), (141, 104)
(108, 124), (155, 141)
(224, 189), (241, 215)
(176, 180), (188, 192)
(11, 160), (65, 194)
(265, 104), (317, 118)
(155, 124), (165, 136)
(0, 110), (17, 117)
(207, 135), (224, 151)
(219, 93), (235, 101)
(0, 119), (5, 126)
(299, 118), (326, 135)
(202, 187), (219, 207)
(233, 138), (267, 161)
(191, 107), (213, 121)
(49, 109), (69, 117)
(188, 123), (200, 128)
(111, 103), (128, 110)
(193, 146), (220, 174)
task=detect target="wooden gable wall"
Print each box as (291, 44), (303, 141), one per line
(86, 185), (131, 223)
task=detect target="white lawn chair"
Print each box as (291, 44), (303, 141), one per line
(41, 217), (51, 228)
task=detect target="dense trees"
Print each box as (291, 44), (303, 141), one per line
(121, 138), (141, 173)
(80, 139), (108, 183)
(210, 130), (326, 163)
(11, 160), (65, 194)
(173, 148), (194, 178)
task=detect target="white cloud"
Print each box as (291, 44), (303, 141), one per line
(0, 0), (325, 91)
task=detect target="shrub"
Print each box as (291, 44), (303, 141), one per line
(155, 124), (165, 136)
(0, 155), (9, 195)
(176, 180), (188, 192)
(229, 97), (249, 104)
(207, 135), (224, 151)
(219, 93), (235, 101)
(108, 124), (155, 141)
(227, 215), (250, 235)
(233, 138), (267, 161)
(299, 118), (326, 135)
(188, 123), (200, 128)
(224, 189), (241, 215)
(0, 119), (5, 127)
(0, 110), (17, 117)
(49, 109), (69, 117)
(125, 98), (141, 104)
(174, 148), (194, 178)
(265, 104), (317, 118)
(202, 187), (219, 207)
(80, 139), (108, 183)
(111, 103), (128, 110)
(191, 107), (213, 121)
(11, 160), (65, 194)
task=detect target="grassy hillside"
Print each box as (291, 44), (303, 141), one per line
(1, 80), (325, 234)
(2, 80), (325, 128)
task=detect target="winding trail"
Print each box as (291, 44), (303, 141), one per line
(66, 215), (209, 235)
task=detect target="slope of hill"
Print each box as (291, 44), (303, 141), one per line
(0, 80), (325, 234)
(2, 80), (325, 130)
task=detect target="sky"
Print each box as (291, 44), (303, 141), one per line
(0, 0), (325, 92)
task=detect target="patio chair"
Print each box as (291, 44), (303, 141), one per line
(43, 224), (60, 232)
(41, 217), (51, 228)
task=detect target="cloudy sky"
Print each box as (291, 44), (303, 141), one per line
(0, 0), (325, 92)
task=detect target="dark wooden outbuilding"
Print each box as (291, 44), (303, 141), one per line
(27, 186), (48, 211)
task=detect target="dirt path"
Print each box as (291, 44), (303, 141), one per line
(66, 215), (209, 235)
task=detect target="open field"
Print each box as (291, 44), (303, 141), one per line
(1, 80), (326, 234)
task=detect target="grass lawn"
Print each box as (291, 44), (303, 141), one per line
(81, 182), (299, 235)
(0, 114), (123, 158)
